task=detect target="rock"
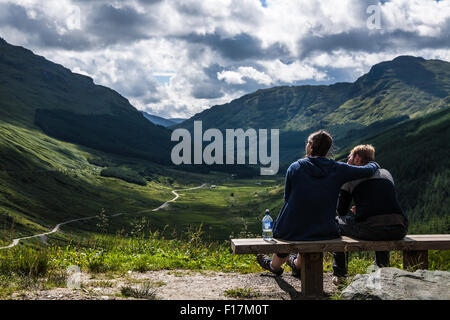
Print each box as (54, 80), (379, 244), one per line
(341, 267), (450, 300)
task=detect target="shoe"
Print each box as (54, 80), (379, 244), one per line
(332, 275), (346, 287)
(256, 254), (284, 276)
(286, 255), (301, 277)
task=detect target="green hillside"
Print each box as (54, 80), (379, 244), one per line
(176, 56), (450, 163)
(0, 118), (171, 244)
(0, 38), (172, 164)
(0, 38), (185, 243)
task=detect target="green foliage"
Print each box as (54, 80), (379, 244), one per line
(96, 209), (110, 234)
(0, 247), (49, 277)
(429, 250), (450, 271)
(100, 167), (147, 186)
(87, 157), (114, 168)
(35, 109), (171, 165)
(224, 288), (260, 299)
(0, 227), (261, 275)
(120, 283), (157, 299)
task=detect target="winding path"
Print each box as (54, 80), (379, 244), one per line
(0, 183), (207, 250)
(151, 183), (207, 211)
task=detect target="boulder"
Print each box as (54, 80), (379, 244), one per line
(341, 267), (450, 300)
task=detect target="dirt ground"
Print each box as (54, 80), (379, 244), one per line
(13, 270), (339, 300)
(12, 270), (337, 300)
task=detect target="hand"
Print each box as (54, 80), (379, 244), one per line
(369, 161), (381, 169)
(347, 154), (353, 165)
(351, 206), (356, 215)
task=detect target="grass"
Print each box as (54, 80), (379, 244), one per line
(45, 227), (261, 274)
(0, 226), (260, 299)
(0, 231), (449, 299)
(119, 282), (157, 299)
(224, 288), (260, 299)
(0, 269), (69, 299)
(144, 177), (284, 241)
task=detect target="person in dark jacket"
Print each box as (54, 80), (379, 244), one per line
(257, 130), (380, 276)
(332, 144), (408, 285)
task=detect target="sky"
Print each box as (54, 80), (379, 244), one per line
(0, 0), (449, 119)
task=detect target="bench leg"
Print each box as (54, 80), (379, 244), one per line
(403, 250), (428, 271)
(300, 252), (323, 297)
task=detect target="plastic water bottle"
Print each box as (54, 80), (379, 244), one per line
(262, 209), (273, 241)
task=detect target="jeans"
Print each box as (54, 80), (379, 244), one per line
(332, 215), (408, 277)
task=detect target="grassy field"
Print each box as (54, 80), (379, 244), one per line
(0, 120), (168, 245)
(0, 118), (288, 247)
(143, 177), (284, 241)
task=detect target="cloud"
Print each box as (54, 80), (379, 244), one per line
(217, 66), (272, 85)
(0, 0), (449, 119)
(0, 2), (91, 50)
(85, 3), (155, 45)
(298, 25), (450, 59)
(180, 31), (291, 62)
(262, 59), (328, 82)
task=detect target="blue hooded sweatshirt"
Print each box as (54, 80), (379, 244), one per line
(272, 157), (379, 241)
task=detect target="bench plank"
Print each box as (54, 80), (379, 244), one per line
(231, 235), (450, 254)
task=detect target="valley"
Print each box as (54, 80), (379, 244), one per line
(0, 38), (448, 301)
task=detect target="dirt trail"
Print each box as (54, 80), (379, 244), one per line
(152, 184), (207, 211)
(0, 184), (207, 250)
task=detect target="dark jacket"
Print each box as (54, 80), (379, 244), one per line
(337, 168), (408, 226)
(273, 157), (379, 241)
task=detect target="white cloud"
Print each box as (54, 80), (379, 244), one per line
(217, 66), (272, 85)
(261, 59), (328, 83)
(0, 0), (449, 118)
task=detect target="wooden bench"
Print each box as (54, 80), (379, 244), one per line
(231, 234), (450, 297)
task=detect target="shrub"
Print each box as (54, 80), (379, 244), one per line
(120, 283), (157, 299)
(0, 247), (49, 277)
(100, 167), (147, 186)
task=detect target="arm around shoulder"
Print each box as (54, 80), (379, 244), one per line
(337, 161), (380, 184)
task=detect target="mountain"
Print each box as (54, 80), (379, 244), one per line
(141, 111), (186, 127)
(169, 118), (186, 124)
(176, 56), (450, 163)
(0, 38), (172, 164)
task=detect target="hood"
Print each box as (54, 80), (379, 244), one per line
(301, 157), (336, 178)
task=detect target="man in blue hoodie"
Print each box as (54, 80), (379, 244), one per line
(257, 130), (380, 276)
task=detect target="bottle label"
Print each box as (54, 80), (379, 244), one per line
(263, 221), (272, 230)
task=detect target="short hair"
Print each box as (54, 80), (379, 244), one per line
(350, 144), (375, 165)
(308, 130), (333, 157)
